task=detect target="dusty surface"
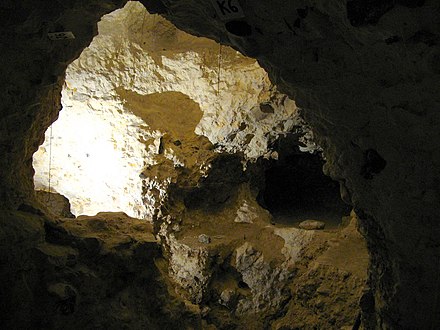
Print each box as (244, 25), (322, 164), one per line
(157, 171), (368, 329)
(0, 210), (203, 329)
(0, 202), (367, 329)
(271, 213), (368, 329)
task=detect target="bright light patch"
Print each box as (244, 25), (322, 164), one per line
(33, 88), (150, 218)
(33, 1), (299, 218)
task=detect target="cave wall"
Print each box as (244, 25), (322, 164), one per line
(1, 0), (440, 328)
(32, 2), (305, 218)
(153, 1), (440, 328)
(0, 0), (129, 208)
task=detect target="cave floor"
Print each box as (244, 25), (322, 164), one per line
(165, 204), (368, 328)
(271, 208), (350, 230)
(15, 207), (367, 329)
(270, 210), (368, 278)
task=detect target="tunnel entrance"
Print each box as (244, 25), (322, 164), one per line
(32, 1), (298, 219)
(259, 134), (350, 229)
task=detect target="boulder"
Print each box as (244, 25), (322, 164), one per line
(299, 220), (326, 230)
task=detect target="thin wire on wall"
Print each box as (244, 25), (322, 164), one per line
(47, 84), (55, 202)
(217, 43), (223, 96)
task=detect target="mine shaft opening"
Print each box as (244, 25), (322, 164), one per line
(258, 134), (351, 229)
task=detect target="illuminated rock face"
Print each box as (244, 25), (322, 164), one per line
(1, 0), (439, 328)
(32, 2), (305, 218)
(156, 1), (440, 328)
(158, 176), (367, 328)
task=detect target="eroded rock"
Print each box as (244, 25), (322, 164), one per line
(299, 220), (326, 230)
(198, 234), (211, 244)
(2, 0), (435, 327)
(234, 200), (257, 223)
(32, 2), (310, 219)
(36, 190), (75, 218)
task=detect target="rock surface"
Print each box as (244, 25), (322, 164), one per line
(299, 219), (326, 230)
(234, 200), (258, 223)
(0, 210), (202, 329)
(155, 1), (440, 328)
(36, 191), (75, 219)
(156, 175), (367, 328)
(198, 234), (211, 244)
(32, 2), (310, 218)
(1, 0), (439, 328)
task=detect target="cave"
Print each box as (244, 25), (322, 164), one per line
(1, 0), (440, 329)
(260, 134), (351, 229)
(31, 2), (300, 220)
(262, 152), (351, 227)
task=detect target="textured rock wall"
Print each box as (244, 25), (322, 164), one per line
(153, 0), (440, 328)
(32, 2), (305, 218)
(0, 210), (203, 329)
(157, 177), (367, 328)
(0, 0), (128, 209)
(1, 0), (439, 328)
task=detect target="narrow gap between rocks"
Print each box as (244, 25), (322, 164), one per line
(258, 134), (351, 230)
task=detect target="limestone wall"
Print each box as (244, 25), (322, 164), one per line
(156, 0), (440, 327)
(1, 0), (439, 328)
(32, 2), (305, 218)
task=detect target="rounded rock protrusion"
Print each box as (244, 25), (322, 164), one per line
(198, 234), (211, 244)
(219, 288), (237, 308)
(47, 283), (78, 315)
(299, 220), (325, 230)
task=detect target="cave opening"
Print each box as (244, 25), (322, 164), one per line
(259, 134), (351, 229)
(2, 0), (439, 328)
(23, 2), (368, 329)
(31, 1), (300, 219)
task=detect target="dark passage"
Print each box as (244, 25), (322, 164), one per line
(259, 137), (350, 228)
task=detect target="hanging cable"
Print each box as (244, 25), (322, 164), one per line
(217, 43), (223, 96)
(140, 10), (147, 44)
(152, 14), (157, 45)
(47, 84), (55, 203)
(47, 125), (53, 198)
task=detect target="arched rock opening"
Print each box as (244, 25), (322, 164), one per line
(0, 0), (439, 329)
(260, 137), (351, 229)
(32, 2), (301, 219)
(17, 5), (368, 328)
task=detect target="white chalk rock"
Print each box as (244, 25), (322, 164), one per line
(235, 201), (257, 223)
(299, 220), (326, 230)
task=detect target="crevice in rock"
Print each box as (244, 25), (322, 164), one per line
(361, 149), (387, 180)
(258, 134), (351, 229)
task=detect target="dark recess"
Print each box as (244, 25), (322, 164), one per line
(181, 154), (246, 212)
(347, 0), (425, 27)
(225, 20), (253, 37)
(139, 0), (168, 14)
(361, 149), (387, 179)
(258, 136), (350, 224)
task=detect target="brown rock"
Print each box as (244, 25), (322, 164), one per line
(299, 220), (325, 230)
